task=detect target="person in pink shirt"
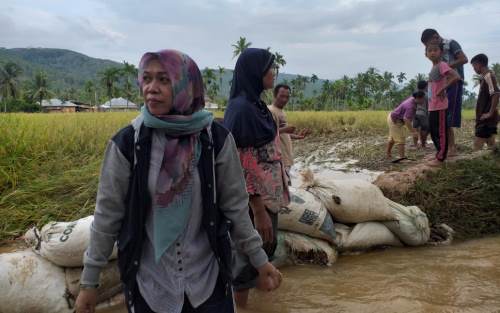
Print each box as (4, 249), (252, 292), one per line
(425, 42), (460, 166)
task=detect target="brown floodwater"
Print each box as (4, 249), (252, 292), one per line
(100, 236), (500, 313)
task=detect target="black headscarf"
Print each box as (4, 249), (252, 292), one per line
(224, 48), (277, 148)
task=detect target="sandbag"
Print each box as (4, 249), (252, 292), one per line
(301, 171), (395, 223)
(96, 292), (125, 312)
(272, 231), (337, 268)
(24, 215), (117, 267)
(383, 199), (430, 246)
(65, 260), (122, 304)
(0, 250), (72, 313)
(278, 187), (336, 243)
(336, 222), (403, 251)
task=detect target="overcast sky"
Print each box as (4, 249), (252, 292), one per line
(1, 0), (499, 89)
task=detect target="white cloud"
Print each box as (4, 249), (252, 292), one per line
(1, 0), (499, 90)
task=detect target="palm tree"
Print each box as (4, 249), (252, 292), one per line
(30, 71), (53, 108)
(217, 66), (225, 96)
(274, 52), (286, 80)
(121, 61), (138, 108)
(397, 72), (407, 84)
(232, 37), (252, 59)
(84, 80), (95, 106)
(100, 67), (120, 101)
(0, 62), (23, 112)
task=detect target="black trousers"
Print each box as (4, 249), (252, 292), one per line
(429, 109), (449, 161)
(132, 275), (234, 313)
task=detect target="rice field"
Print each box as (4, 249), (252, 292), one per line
(0, 110), (476, 241)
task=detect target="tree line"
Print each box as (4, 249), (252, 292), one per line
(1, 37), (498, 112)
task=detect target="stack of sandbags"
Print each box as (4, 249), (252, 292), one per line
(278, 186), (336, 243)
(23, 215), (117, 267)
(272, 231), (338, 268)
(296, 169), (432, 251)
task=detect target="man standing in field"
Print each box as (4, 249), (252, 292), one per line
(268, 84), (308, 183)
(421, 29), (468, 156)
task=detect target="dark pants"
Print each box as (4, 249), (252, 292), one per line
(447, 80), (463, 128)
(132, 276), (234, 313)
(232, 209), (278, 291)
(429, 109), (449, 161)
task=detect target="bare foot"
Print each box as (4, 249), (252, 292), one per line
(427, 159), (444, 167)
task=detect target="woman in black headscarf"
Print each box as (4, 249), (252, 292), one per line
(224, 48), (290, 307)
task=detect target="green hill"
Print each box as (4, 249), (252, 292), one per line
(0, 47), (325, 100)
(0, 47), (122, 92)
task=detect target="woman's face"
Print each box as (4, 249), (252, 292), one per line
(142, 59), (173, 115)
(262, 67), (275, 90)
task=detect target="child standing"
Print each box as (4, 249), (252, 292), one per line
(386, 91), (425, 160)
(470, 53), (499, 151)
(412, 80), (430, 148)
(425, 42), (460, 166)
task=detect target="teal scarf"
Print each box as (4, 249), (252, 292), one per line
(142, 106), (213, 261)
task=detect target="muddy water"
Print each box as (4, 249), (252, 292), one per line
(101, 237), (500, 313)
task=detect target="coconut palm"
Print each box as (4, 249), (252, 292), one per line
(100, 67), (120, 101)
(232, 37), (252, 59)
(274, 52), (286, 80)
(30, 71), (53, 108)
(397, 72), (407, 84)
(0, 62), (23, 111)
(121, 61), (138, 108)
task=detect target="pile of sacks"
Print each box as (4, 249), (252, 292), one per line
(0, 216), (123, 313)
(274, 170), (434, 267)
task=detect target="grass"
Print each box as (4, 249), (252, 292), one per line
(397, 152), (500, 240)
(0, 109), (481, 241)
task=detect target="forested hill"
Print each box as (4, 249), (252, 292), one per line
(0, 47), (122, 91)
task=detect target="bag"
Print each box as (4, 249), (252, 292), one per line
(24, 215), (118, 267)
(0, 250), (72, 313)
(272, 231), (337, 268)
(301, 171), (395, 223)
(65, 260), (122, 304)
(336, 222), (403, 251)
(277, 187), (336, 243)
(383, 199), (430, 246)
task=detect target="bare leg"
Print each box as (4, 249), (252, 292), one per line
(386, 139), (395, 159)
(234, 289), (250, 308)
(397, 144), (405, 159)
(486, 136), (496, 150)
(473, 137), (485, 151)
(420, 130), (429, 148)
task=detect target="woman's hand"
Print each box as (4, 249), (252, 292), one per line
(436, 88), (447, 100)
(254, 210), (273, 243)
(75, 289), (98, 313)
(256, 262), (282, 291)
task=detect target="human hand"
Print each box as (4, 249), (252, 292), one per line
(480, 113), (491, 121)
(256, 262), (282, 291)
(254, 211), (273, 243)
(281, 126), (296, 134)
(75, 288), (98, 313)
(437, 88), (446, 100)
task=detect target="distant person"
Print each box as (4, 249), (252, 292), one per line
(470, 53), (499, 151)
(386, 91), (425, 161)
(224, 48), (290, 308)
(412, 80), (430, 148)
(268, 83), (308, 182)
(425, 42), (461, 166)
(421, 29), (468, 156)
(75, 49), (281, 313)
